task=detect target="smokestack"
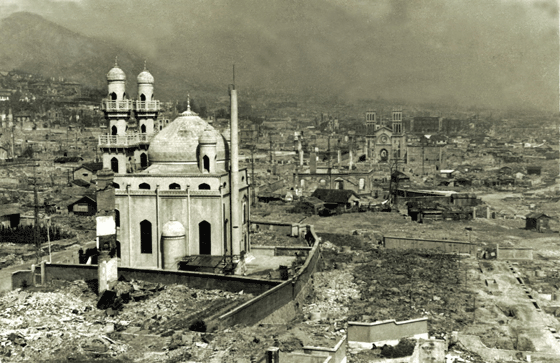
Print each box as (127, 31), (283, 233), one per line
(310, 149), (317, 174)
(230, 76), (241, 258)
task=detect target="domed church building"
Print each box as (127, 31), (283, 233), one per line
(98, 61), (250, 271)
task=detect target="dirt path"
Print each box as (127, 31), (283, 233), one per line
(462, 259), (560, 360)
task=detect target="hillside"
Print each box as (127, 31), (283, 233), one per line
(0, 12), (207, 101)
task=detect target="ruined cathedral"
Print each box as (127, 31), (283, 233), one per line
(98, 61), (250, 271)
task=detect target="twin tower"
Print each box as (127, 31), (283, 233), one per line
(99, 61), (161, 174)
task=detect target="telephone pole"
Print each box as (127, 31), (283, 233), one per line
(251, 145), (256, 207)
(11, 125), (15, 160)
(34, 163), (40, 264)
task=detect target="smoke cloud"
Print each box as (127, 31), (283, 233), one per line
(1, 0), (558, 111)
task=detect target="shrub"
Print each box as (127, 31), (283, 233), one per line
(380, 338), (416, 358)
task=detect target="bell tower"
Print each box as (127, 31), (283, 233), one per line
(135, 61), (159, 136)
(391, 108), (405, 161)
(103, 57), (131, 137)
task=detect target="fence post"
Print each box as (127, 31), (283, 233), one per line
(41, 260), (46, 285)
(30, 264), (36, 287)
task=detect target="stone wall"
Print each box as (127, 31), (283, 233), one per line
(39, 264), (279, 295)
(496, 246), (533, 260)
(384, 236), (475, 254)
(348, 318), (429, 346)
(217, 234), (321, 328)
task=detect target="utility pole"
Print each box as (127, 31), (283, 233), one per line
(251, 145), (256, 207)
(422, 140), (425, 176)
(269, 133), (273, 165)
(34, 163), (40, 264)
(11, 125), (14, 160)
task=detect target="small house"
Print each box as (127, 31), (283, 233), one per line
(525, 212), (552, 233)
(293, 197), (325, 215)
(311, 188), (360, 210)
(73, 162), (103, 183)
(0, 204), (21, 228)
(526, 166), (542, 176)
(67, 195), (97, 216)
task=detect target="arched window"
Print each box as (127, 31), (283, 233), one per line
(112, 182), (120, 189)
(242, 203), (247, 224)
(203, 155), (210, 173)
(335, 179), (344, 190)
(140, 94), (146, 101)
(115, 209), (120, 228)
(141, 124), (146, 133)
(359, 178), (365, 190)
(140, 220), (152, 254)
(111, 157), (119, 173)
(110, 92), (117, 101)
(111, 125), (117, 135)
(199, 221), (211, 255)
(198, 183), (210, 190)
(139, 183), (151, 190)
(140, 153), (148, 168)
(169, 183), (180, 190)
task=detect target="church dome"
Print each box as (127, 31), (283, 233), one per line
(107, 66), (126, 81)
(137, 70), (154, 84)
(148, 109), (226, 164)
(162, 220), (185, 237)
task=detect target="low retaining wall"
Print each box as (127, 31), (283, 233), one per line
(39, 264), (279, 295)
(251, 246), (312, 257)
(12, 270), (34, 289)
(497, 246), (533, 260)
(217, 226), (322, 329)
(384, 236), (475, 255)
(278, 337), (346, 363)
(251, 220), (306, 237)
(348, 318), (428, 346)
(302, 337), (347, 363)
(280, 353), (332, 363)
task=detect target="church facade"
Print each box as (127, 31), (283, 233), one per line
(98, 62), (250, 270)
(365, 109), (406, 164)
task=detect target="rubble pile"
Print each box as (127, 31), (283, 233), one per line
(0, 287), (127, 361)
(303, 270), (360, 322)
(348, 249), (473, 334)
(114, 281), (254, 334)
(250, 229), (308, 247)
(0, 279), (255, 362)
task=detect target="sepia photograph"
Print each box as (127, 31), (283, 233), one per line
(0, 0), (558, 362)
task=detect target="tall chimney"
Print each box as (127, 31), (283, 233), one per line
(310, 149), (317, 174)
(230, 80), (241, 257)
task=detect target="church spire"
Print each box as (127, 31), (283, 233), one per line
(181, 92), (197, 116)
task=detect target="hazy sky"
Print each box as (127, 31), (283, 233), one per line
(0, 0), (558, 111)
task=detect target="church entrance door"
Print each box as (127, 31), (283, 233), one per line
(199, 221), (211, 255)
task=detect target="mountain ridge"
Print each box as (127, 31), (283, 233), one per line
(0, 12), (204, 102)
